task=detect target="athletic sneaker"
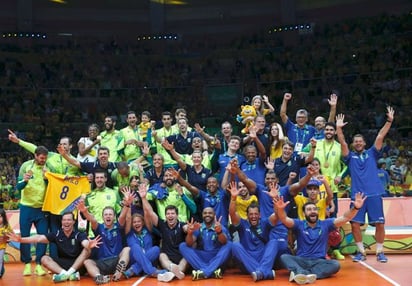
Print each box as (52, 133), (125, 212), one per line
(333, 249), (345, 260)
(69, 272), (81, 281)
(157, 271), (175, 282)
(376, 252), (388, 263)
(34, 264), (47, 276)
(52, 273), (69, 283)
(23, 263), (32, 276)
(170, 263), (185, 280)
(192, 270), (206, 280)
(293, 273), (308, 285)
(268, 270), (276, 280)
(352, 252), (367, 262)
(289, 271), (295, 282)
(251, 270), (264, 282)
(306, 274), (317, 284)
(94, 274), (110, 285)
(112, 260), (127, 281)
(213, 268), (223, 279)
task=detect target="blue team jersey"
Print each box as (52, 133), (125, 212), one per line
(193, 223), (230, 251)
(343, 146), (385, 198)
(126, 227), (153, 251)
(284, 119), (316, 148)
(240, 158), (266, 186)
(93, 222), (125, 259)
(198, 188), (230, 227)
(184, 165), (212, 191)
(234, 218), (273, 252)
(293, 218), (335, 258)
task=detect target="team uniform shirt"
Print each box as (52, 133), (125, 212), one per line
(94, 222), (125, 259)
(18, 140), (81, 176)
(197, 188), (230, 227)
(120, 126), (142, 162)
(274, 156), (306, 185)
(293, 218), (335, 258)
(182, 165), (212, 191)
(192, 223), (230, 251)
(156, 220), (186, 263)
(80, 161), (117, 188)
(110, 166), (140, 191)
(77, 137), (99, 163)
(216, 152), (246, 183)
(166, 131), (202, 155)
(147, 184), (194, 222)
(284, 119), (316, 153)
(343, 146), (385, 198)
(240, 158), (267, 186)
(45, 229), (88, 259)
(0, 225), (13, 249)
(181, 152), (213, 170)
(153, 127), (178, 167)
(86, 187), (121, 222)
(233, 218), (273, 252)
(235, 195), (258, 219)
(100, 130), (124, 162)
(43, 172), (91, 215)
(144, 167), (165, 186)
(377, 169), (390, 190)
(255, 184), (292, 240)
(294, 195), (328, 220)
(17, 160), (49, 208)
(126, 227), (153, 251)
(304, 139), (346, 194)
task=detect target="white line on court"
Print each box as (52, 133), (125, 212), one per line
(132, 275), (148, 286)
(353, 256), (401, 286)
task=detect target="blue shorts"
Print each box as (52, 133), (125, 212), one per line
(350, 195), (385, 225)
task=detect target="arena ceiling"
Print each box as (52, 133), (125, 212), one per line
(0, 0), (410, 39)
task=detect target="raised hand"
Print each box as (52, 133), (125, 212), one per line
(214, 215), (223, 234)
(138, 182), (148, 199)
(187, 217), (201, 234)
(88, 235), (102, 249)
(335, 114), (347, 129)
(284, 93), (292, 101)
(7, 129), (19, 143)
(161, 139), (174, 151)
(265, 182), (280, 199)
(264, 157), (274, 170)
(386, 106), (395, 122)
(328, 93), (338, 107)
(273, 196), (290, 210)
(227, 181), (239, 198)
(352, 192), (367, 210)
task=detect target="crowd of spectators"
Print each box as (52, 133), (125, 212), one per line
(0, 12), (411, 202)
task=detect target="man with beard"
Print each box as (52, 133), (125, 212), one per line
(140, 183), (189, 281)
(8, 212), (102, 282)
(275, 192), (366, 284)
(100, 115), (124, 162)
(228, 182), (277, 282)
(120, 111), (145, 162)
(336, 106), (394, 263)
(15, 146), (50, 276)
(146, 168), (196, 222)
(179, 207), (232, 280)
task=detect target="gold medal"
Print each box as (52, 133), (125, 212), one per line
(324, 162), (329, 168)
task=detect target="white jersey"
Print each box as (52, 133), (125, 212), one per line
(77, 137), (98, 163)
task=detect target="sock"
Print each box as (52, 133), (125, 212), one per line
(356, 242), (365, 253)
(376, 243), (384, 254)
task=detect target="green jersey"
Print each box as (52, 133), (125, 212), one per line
(100, 130), (124, 162)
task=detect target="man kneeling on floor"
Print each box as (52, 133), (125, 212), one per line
(8, 211), (102, 282)
(274, 192), (366, 284)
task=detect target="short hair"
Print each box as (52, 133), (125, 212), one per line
(302, 202), (317, 212)
(35, 146), (48, 155)
(165, 205), (178, 215)
(117, 161), (129, 170)
(141, 110), (151, 118)
(229, 135), (242, 143)
(61, 211), (75, 220)
(162, 111), (172, 118)
(127, 110), (137, 116)
(325, 122), (336, 130)
(98, 146), (110, 154)
(246, 201), (260, 214)
(175, 108), (187, 116)
(102, 206), (115, 216)
(296, 109), (308, 117)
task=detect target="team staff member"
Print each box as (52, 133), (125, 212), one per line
(8, 212), (102, 282)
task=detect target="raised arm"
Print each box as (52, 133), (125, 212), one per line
(77, 199), (98, 231)
(334, 192), (366, 227)
(262, 95), (275, 113)
(162, 140), (187, 171)
(228, 181), (241, 226)
(280, 93), (292, 124)
(289, 165), (317, 196)
(335, 114), (350, 157)
(304, 138), (317, 164)
(274, 196), (294, 228)
(374, 106), (394, 151)
(249, 125), (267, 160)
(169, 168), (200, 197)
(57, 144), (81, 168)
(327, 93), (338, 123)
(139, 183), (159, 227)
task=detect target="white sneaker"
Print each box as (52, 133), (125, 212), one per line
(170, 263), (185, 280)
(306, 274), (317, 284)
(157, 271), (175, 282)
(294, 274), (308, 285)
